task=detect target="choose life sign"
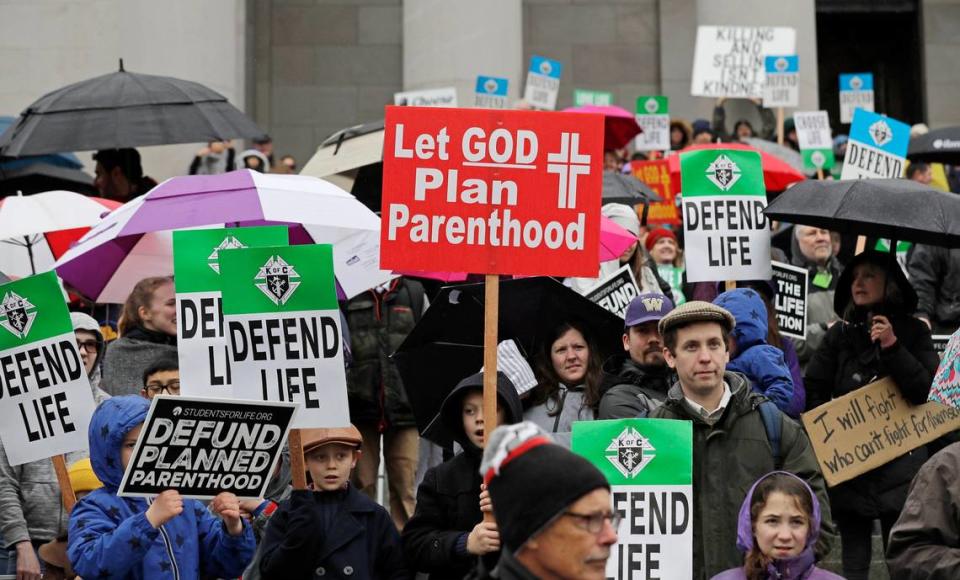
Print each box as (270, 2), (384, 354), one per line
(174, 226), (288, 399)
(794, 111), (835, 171)
(395, 87), (458, 108)
(573, 419), (693, 580)
(680, 149), (771, 282)
(839, 73), (874, 124)
(117, 396), (297, 500)
(0, 272), (96, 465)
(524, 55), (563, 110)
(762, 55), (798, 108)
(841, 109), (910, 180)
(634, 96), (670, 152)
(380, 106), (604, 277)
(574, 89), (613, 106)
(475, 76), (509, 109)
(691, 26), (796, 98)
(219, 244), (349, 429)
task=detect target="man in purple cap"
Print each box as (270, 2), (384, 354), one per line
(598, 292), (675, 419)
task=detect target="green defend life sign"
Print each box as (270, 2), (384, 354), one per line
(573, 419), (693, 580)
(680, 148), (771, 283)
(634, 96), (670, 151)
(173, 226), (289, 399)
(219, 244), (349, 428)
(0, 272), (96, 465)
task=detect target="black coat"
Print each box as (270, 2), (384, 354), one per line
(259, 486), (411, 579)
(597, 354), (673, 419)
(804, 312), (940, 517)
(401, 372), (523, 579)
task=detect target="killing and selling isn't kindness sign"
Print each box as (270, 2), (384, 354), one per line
(118, 396), (297, 500)
(380, 106), (604, 277)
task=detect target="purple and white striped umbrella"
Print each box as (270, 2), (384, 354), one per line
(55, 169), (394, 303)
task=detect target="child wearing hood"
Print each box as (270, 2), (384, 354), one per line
(67, 396), (256, 579)
(401, 371), (523, 579)
(714, 288), (799, 417)
(712, 471), (843, 580)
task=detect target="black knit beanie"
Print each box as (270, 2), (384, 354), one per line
(480, 422), (610, 552)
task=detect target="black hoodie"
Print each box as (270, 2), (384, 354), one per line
(401, 372), (523, 579)
(597, 354), (673, 419)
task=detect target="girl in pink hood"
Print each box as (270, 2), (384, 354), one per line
(712, 472), (844, 580)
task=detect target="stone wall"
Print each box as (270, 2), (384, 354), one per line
(923, 0), (960, 127)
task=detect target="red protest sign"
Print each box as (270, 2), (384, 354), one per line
(381, 106), (604, 277)
(630, 159), (679, 226)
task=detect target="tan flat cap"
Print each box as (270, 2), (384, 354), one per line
(301, 425), (363, 455)
(658, 300), (736, 335)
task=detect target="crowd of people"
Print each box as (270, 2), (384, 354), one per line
(4, 95), (960, 580)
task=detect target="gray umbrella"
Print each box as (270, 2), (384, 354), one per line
(603, 170), (662, 205)
(0, 61), (266, 157)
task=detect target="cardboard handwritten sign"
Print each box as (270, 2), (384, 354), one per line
(584, 265), (641, 319)
(573, 419), (693, 580)
(0, 272), (96, 465)
(630, 159), (678, 226)
(802, 377), (960, 487)
(381, 106), (604, 277)
(118, 396), (296, 500)
(691, 26), (796, 98)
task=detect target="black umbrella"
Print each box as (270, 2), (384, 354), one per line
(602, 170), (661, 205)
(763, 179), (960, 248)
(393, 277), (625, 444)
(0, 61), (266, 157)
(907, 126), (960, 164)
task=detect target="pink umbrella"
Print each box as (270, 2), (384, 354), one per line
(564, 105), (642, 150)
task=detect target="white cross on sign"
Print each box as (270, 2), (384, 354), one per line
(547, 132), (591, 209)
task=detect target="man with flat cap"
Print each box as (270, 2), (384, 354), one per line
(599, 292), (676, 419)
(649, 301), (835, 579)
(473, 422), (618, 580)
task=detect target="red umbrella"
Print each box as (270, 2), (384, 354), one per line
(564, 105), (641, 150)
(666, 143), (805, 194)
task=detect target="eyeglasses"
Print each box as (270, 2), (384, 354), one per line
(76, 340), (98, 352)
(145, 381), (180, 395)
(563, 511), (622, 534)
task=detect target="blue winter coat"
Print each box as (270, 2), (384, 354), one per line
(67, 396), (256, 579)
(714, 289), (799, 417)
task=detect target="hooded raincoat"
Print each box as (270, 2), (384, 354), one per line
(714, 289), (800, 417)
(711, 472), (844, 580)
(67, 396), (256, 580)
(402, 372), (523, 579)
(71, 312), (111, 404)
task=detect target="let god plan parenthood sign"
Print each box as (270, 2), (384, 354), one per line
(118, 396), (296, 500)
(0, 272), (96, 465)
(573, 419), (693, 580)
(381, 106), (604, 277)
(680, 149), (771, 282)
(219, 244), (349, 429)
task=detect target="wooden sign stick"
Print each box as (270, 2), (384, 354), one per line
(816, 169), (825, 180)
(777, 107), (785, 146)
(482, 274), (500, 524)
(288, 429), (307, 490)
(725, 280), (737, 292)
(53, 454), (76, 513)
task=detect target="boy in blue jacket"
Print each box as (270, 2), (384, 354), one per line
(714, 288), (800, 417)
(68, 396), (256, 579)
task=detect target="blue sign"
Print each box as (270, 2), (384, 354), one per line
(849, 109), (910, 157)
(529, 56), (562, 80)
(765, 55), (798, 74)
(475, 76), (509, 96)
(840, 73), (873, 92)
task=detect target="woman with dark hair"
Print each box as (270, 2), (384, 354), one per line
(100, 276), (178, 397)
(712, 472), (842, 580)
(804, 250), (939, 580)
(523, 321), (604, 448)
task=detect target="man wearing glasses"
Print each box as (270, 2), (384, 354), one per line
(139, 356), (180, 400)
(478, 422), (618, 579)
(72, 312), (111, 405)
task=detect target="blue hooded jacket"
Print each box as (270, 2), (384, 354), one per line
(67, 396), (256, 579)
(714, 289), (799, 417)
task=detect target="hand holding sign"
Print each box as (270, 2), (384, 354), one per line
(146, 489), (184, 528)
(211, 491), (244, 536)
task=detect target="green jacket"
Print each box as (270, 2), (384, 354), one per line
(650, 371), (836, 580)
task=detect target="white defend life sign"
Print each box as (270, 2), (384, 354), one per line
(524, 55), (563, 110)
(762, 55), (798, 108)
(839, 73), (874, 124)
(691, 26), (796, 98)
(394, 87), (458, 108)
(634, 96), (670, 152)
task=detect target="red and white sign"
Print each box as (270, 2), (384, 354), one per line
(381, 106), (604, 277)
